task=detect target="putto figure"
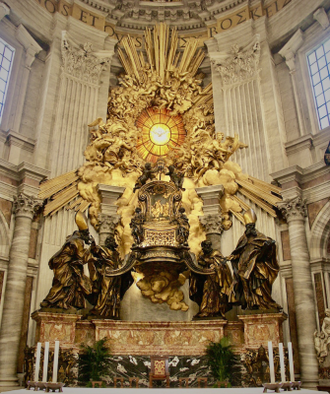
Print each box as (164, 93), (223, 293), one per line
(190, 240), (233, 318)
(133, 163), (157, 192)
(40, 212), (93, 310)
(166, 165), (185, 190)
(130, 207), (146, 246)
(172, 207), (189, 245)
(227, 209), (281, 311)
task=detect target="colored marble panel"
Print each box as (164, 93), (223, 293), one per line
(17, 276), (33, 372)
(281, 230), (291, 261)
(0, 270), (4, 304)
(314, 272), (326, 327)
(0, 198), (12, 226)
(285, 278), (300, 373)
(307, 198), (329, 228)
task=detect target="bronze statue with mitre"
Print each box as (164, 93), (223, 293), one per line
(40, 212), (93, 310)
(227, 209), (281, 311)
(189, 240), (234, 319)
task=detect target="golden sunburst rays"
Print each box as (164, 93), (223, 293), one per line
(118, 23), (209, 88)
(136, 108), (186, 162)
(38, 170), (90, 217)
(229, 176), (282, 223)
(37, 23), (282, 224)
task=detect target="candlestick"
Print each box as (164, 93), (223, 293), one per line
(42, 342), (49, 382)
(34, 342), (42, 382)
(52, 341), (60, 383)
(279, 343), (286, 382)
(268, 341), (275, 383)
(288, 342), (295, 382)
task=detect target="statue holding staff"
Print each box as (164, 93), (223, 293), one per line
(40, 212), (93, 310)
(227, 209), (281, 311)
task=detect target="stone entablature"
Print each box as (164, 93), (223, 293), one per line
(23, 0), (307, 40)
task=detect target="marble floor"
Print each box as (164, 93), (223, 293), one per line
(0, 388), (322, 393)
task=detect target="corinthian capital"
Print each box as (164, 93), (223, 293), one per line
(212, 36), (260, 85)
(13, 193), (42, 219)
(98, 213), (120, 233)
(200, 215), (223, 235)
(61, 32), (111, 84)
(277, 196), (307, 222)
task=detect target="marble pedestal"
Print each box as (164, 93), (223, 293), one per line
(32, 311), (286, 355)
(32, 311), (81, 349)
(238, 312), (287, 349)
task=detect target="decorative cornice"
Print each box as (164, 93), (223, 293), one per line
(97, 184), (126, 198)
(0, 2), (10, 21)
(271, 161), (330, 189)
(284, 133), (313, 156)
(16, 24), (43, 68)
(195, 184), (224, 215)
(0, 159), (49, 200)
(211, 36), (260, 85)
(0, 180), (17, 201)
(313, 7), (329, 30)
(13, 193), (43, 219)
(277, 196), (307, 222)
(5, 130), (36, 153)
(278, 29), (304, 72)
(0, 158), (20, 182)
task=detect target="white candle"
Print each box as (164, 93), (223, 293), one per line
(279, 343), (286, 382)
(268, 341), (275, 383)
(42, 342), (49, 382)
(288, 342), (295, 382)
(52, 341), (60, 383)
(34, 342), (42, 382)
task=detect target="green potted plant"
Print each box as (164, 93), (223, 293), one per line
(205, 336), (235, 388)
(78, 338), (111, 387)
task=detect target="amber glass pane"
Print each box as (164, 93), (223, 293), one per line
(135, 107), (186, 161)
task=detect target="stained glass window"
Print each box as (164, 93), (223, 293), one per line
(0, 38), (15, 123)
(136, 108), (186, 162)
(307, 38), (330, 130)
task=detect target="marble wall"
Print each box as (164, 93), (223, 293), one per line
(0, 0), (329, 387)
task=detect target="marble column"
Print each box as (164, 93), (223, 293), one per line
(195, 185), (224, 250)
(98, 184), (125, 245)
(278, 196), (319, 387)
(0, 193), (42, 386)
